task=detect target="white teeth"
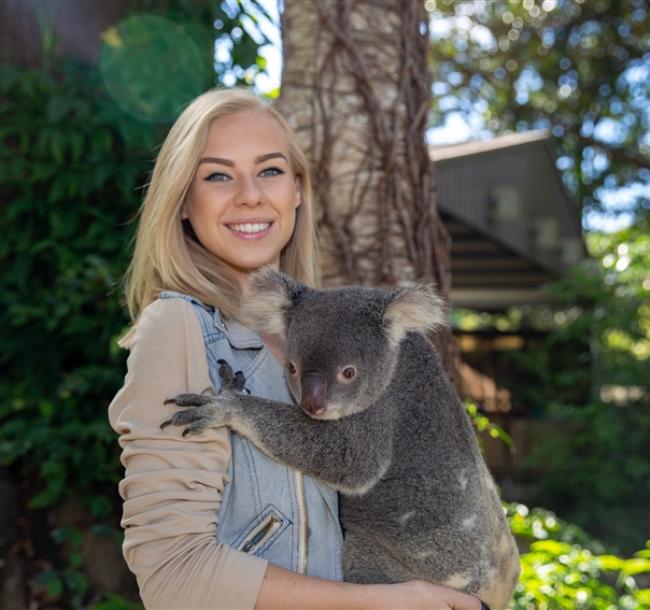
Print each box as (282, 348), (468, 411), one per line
(228, 222), (271, 233)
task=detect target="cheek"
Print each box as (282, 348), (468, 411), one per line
(276, 207), (298, 251)
(185, 178), (231, 216)
(329, 378), (361, 404)
(271, 180), (301, 213)
(284, 208), (298, 236)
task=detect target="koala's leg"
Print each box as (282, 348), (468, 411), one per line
(163, 362), (392, 494)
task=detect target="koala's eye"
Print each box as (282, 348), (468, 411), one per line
(288, 361), (298, 375)
(339, 366), (357, 382)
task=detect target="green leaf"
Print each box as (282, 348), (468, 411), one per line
(598, 554), (624, 571)
(88, 494), (112, 519)
(47, 95), (69, 122)
(530, 539), (573, 555)
(36, 570), (64, 599)
(622, 557), (650, 576)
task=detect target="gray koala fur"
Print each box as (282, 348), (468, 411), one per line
(162, 268), (520, 609)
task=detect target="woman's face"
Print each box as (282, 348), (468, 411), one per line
(182, 109), (301, 283)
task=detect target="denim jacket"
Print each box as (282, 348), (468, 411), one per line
(159, 291), (343, 579)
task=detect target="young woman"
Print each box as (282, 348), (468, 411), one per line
(109, 88), (483, 610)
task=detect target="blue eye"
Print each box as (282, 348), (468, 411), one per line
(205, 172), (230, 182)
(259, 167), (284, 177)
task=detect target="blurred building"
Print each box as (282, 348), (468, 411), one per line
(431, 129), (585, 311)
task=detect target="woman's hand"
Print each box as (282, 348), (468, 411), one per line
(389, 579), (484, 609)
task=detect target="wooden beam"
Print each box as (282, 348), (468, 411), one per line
(450, 288), (559, 310)
(450, 240), (504, 254)
(452, 257), (533, 270)
(452, 271), (552, 288)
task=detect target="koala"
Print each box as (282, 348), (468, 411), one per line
(162, 268), (520, 610)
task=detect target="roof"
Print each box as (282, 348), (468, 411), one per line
(429, 130), (586, 310)
(429, 129), (551, 161)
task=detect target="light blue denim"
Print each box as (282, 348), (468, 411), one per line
(159, 291), (343, 579)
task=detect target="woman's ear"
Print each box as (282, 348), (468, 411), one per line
(180, 202), (189, 220)
(294, 177), (302, 208)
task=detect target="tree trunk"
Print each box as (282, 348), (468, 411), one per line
(0, 0), (126, 67)
(277, 0), (457, 380)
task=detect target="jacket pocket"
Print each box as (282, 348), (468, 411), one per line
(232, 504), (291, 556)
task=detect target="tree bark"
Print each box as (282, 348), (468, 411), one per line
(277, 0), (457, 380)
(0, 0), (126, 67)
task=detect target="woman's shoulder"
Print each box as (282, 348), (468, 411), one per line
(129, 295), (208, 352)
(132, 293), (231, 353)
(140, 294), (196, 327)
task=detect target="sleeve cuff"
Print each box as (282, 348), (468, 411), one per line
(217, 549), (268, 610)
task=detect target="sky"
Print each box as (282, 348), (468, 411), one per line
(241, 0), (642, 233)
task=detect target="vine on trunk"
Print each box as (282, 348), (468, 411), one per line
(279, 0), (457, 378)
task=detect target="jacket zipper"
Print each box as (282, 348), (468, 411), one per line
(294, 470), (308, 574)
(237, 514), (283, 554)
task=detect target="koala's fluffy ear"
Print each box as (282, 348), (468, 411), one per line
(383, 284), (447, 347)
(243, 267), (307, 336)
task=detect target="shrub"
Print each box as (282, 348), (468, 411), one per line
(509, 503), (650, 609)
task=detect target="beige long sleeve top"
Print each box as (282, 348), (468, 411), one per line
(108, 298), (268, 610)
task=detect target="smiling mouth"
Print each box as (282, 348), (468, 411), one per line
(225, 221), (274, 237)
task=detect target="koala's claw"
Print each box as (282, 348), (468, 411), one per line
(181, 419), (212, 436)
(217, 359), (246, 393)
(164, 393), (213, 407)
(161, 405), (206, 429)
(162, 360), (244, 436)
(232, 370), (246, 392)
(160, 403), (223, 436)
(217, 359), (233, 383)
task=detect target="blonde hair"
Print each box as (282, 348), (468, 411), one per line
(122, 88), (318, 334)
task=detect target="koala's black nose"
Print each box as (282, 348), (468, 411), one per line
(301, 372), (328, 416)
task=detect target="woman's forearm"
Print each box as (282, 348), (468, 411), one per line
(255, 564), (482, 610)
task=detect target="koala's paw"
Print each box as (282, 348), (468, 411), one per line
(217, 359), (246, 394)
(161, 360), (246, 437)
(163, 393), (213, 407)
(161, 396), (232, 437)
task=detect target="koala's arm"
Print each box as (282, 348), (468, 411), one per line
(164, 391), (393, 496)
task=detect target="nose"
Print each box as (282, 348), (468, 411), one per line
(300, 372), (328, 417)
(235, 174), (263, 207)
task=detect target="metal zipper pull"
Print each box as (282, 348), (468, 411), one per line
(238, 514), (283, 554)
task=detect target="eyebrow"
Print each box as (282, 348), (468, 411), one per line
(197, 152), (288, 167)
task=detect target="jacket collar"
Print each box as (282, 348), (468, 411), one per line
(212, 308), (264, 349)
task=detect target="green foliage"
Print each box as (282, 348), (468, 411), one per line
(508, 503), (650, 609)
(0, 0), (271, 505)
(455, 219), (649, 553)
(32, 527), (88, 607)
(458, 222), (650, 552)
(90, 596), (143, 610)
(0, 2), (270, 606)
(0, 59), (153, 510)
(213, 0), (276, 86)
(465, 399), (514, 448)
(100, 15), (207, 122)
(429, 0), (650, 216)
(526, 402), (650, 555)
(568, 223), (650, 388)
(492, 221), (650, 408)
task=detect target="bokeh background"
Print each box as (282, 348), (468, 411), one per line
(1, 1), (648, 608)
